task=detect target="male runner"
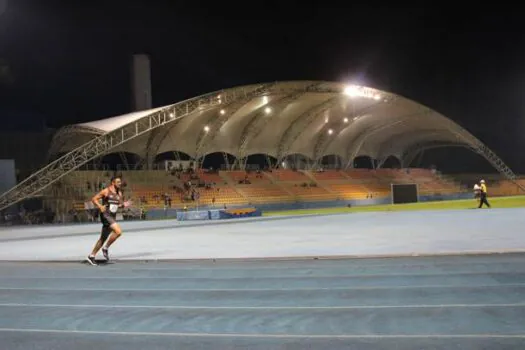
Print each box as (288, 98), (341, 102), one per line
(86, 176), (131, 265)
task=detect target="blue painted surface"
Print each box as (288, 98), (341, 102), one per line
(176, 208), (263, 221)
(208, 209), (221, 220)
(420, 192), (473, 202)
(0, 254), (524, 349)
(252, 198), (389, 212)
(1, 207), (525, 349)
(176, 210), (210, 221)
(145, 208), (178, 220)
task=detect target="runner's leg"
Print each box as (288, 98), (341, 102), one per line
(103, 222), (122, 251)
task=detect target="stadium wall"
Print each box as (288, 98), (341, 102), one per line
(419, 192), (473, 202)
(176, 208), (263, 221)
(143, 192), (472, 219)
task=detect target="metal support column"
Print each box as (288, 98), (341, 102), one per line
(415, 150), (425, 168)
(119, 152), (130, 171)
(198, 153), (207, 170)
(222, 152), (230, 170)
(264, 154), (273, 169)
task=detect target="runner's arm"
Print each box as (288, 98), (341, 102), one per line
(92, 189), (108, 212)
(119, 193), (132, 208)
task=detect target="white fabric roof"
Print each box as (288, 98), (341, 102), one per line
(50, 81), (474, 163)
(78, 106), (169, 132)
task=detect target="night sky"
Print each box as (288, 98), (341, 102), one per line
(1, 1), (524, 172)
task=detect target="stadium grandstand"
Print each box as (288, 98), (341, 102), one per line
(0, 81), (523, 222)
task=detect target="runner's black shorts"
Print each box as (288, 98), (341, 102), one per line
(100, 211), (117, 227)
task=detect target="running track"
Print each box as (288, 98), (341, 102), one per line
(0, 209), (524, 349)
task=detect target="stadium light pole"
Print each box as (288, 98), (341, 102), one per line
(0, 0), (7, 16)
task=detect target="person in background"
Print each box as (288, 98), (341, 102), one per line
(473, 183), (481, 203)
(478, 179), (491, 209)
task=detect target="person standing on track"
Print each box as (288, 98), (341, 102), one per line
(478, 179), (491, 209)
(86, 176), (131, 265)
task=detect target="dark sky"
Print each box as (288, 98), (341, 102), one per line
(1, 1), (524, 170)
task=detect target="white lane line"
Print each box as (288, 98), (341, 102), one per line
(2, 259), (523, 271)
(0, 270), (522, 279)
(0, 283), (523, 292)
(1, 302), (525, 310)
(0, 328), (524, 339)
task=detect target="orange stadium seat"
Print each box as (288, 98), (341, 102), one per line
(286, 184), (334, 201)
(223, 171), (271, 184)
(345, 169), (376, 180)
(271, 170), (309, 182)
(51, 167), (468, 212)
(239, 185), (292, 204)
(310, 170), (347, 181)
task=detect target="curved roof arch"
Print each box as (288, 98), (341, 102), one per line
(49, 81), (479, 165)
(6, 81), (523, 212)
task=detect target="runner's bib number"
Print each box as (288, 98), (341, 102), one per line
(109, 204), (119, 213)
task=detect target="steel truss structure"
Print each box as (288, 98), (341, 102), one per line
(0, 81), (522, 211)
(47, 125), (104, 160)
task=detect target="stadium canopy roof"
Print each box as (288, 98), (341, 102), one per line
(49, 81), (481, 167)
(0, 81), (518, 211)
(78, 106), (168, 132)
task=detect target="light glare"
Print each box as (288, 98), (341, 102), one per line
(344, 85), (382, 100)
(265, 107), (272, 114)
(344, 85), (359, 97)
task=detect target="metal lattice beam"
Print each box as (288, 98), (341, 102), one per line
(0, 88), (244, 211)
(47, 125), (104, 160)
(0, 114), (168, 210)
(432, 117), (525, 190)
